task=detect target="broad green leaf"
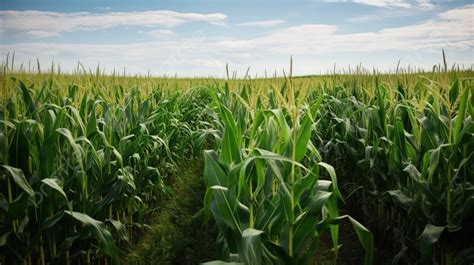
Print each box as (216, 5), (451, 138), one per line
(65, 211), (119, 264)
(318, 162), (342, 200)
(204, 150), (228, 187)
(294, 113), (313, 162)
(2, 166), (34, 197)
(453, 86), (469, 144)
(210, 185), (242, 233)
(18, 81), (36, 117)
(241, 228), (264, 265)
(41, 178), (71, 210)
(86, 111), (97, 137)
(278, 183), (294, 223)
(419, 224), (445, 265)
(56, 128), (83, 167)
(449, 79), (459, 106)
(387, 190), (413, 207)
(347, 216), (374, 265)
(108, 219), (128, 242)
(219, 104), (241, 165)
(41, 178), (67, 199)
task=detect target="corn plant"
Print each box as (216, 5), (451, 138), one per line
(316, 75), (473, 264)
(0, 75), (210, 264)
(1, 59), (472, 265)
(202, 81), (374, 265)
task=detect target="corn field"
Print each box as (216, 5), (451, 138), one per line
(0, 61), (473, 264)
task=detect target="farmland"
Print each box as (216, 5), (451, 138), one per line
(0, 62), (473, 265)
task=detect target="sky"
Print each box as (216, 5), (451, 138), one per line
(0, 0), (473, 77)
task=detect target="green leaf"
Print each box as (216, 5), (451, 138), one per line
(108, 219), (128, 242)
(86, 111), (97, 137)
(210, 185), (242, 233)
(266, 109), (291, 149)
(41, 178), (71, 210)
(453, 86), (469, 144)
(241, 228), (264, 265)
(65, 106), (86, 136)
(427, 146), (441, 183)
(0, 232), (11, 246)
(41, 178), (67, 199)
(65, 211), (119, 264)
(201, 261), (243, 265)
(293, 191), (332, 254)
(9, 129), (30, 170)
(18, 81), (36, 117)
(318, 162), (342, 200)
(387, 190), (413, 208)
(454, 247), (474, 265)
(219, 104), (241, 165)
(56, 128), (83, 167)
(2, 166), (34, 197)
(449, 79), (459, 106)
(7, 192), (30, 219)
(294, 113), (313, 162)
(39, 211), (65, 232)
(278, 183), (294, 223)
(204, 150), (228, 187)
(315, 215), (373, 265)
(347, 216), (374, 265)
(419, 224), (445, 265)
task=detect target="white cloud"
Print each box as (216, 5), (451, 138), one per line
(415, 0), (436, 10)
(95, 7), (112, 11)
(347, 13), (408, 22)
(24, 30), (60, 38)
(346, 6), (430, 22)
(146, 29), (176, 39)
(238, 19), (286, 27)
(0, 10), (227, 38)
(352, 0), (412, 8)
(1, 5), (472, 76)
(335, 0), (435, 10)
(438, 3), (473, 19)
(218, 4), (472, 54)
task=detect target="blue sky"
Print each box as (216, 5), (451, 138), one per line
(0, 0), (472, 76)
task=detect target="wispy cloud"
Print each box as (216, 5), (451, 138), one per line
(220, 4), (472, 54)
(1, 5), (472, 75)
(347, 8), (422, 22)
(238, 19), (286, 27)
(95, 7), (112, 11)
(0, 10), (228, 38)
(146, 29), (176, 39)
(24, 30), (61, 38)
(333, 0), (435, 10)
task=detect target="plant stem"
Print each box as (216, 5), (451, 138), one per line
(249, 179), (254, 228)
(39, 236), (45, 265)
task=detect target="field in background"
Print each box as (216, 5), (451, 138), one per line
(1, 63), (473, 264)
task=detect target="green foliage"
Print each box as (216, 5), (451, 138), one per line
(0, 76), (211, 264)
(316, 75), (474, 264)
(1, 65), (472, 265)
(203, 84), (373, 264)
